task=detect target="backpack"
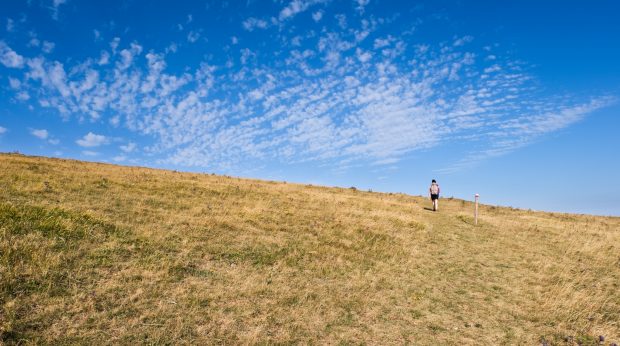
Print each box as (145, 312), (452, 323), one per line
(430, 183), (439, 195)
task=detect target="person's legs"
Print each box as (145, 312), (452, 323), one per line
(434, 198), (438, 211)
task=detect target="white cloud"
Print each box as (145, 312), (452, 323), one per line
(453, 35), (474, 47)
(356, 48), (372, 63)
(242, 17), (268, 31)
(0, 126), (7, 135)
(437, 96), (615, 173)
(82, 150), (99, 156)
(98, 51), (110, 65)
(187, 31), (200, 43)
(76, 132), (108, 147)
(290, 36), (302, 46)
(312, 10), (323, 22)
(356, 0), (370, 13)
(8, 78), (21, 89)
(31, 129), (49, 139)
(240, 48), (255, 65)
(16, 91), (30, 101)
(109, 115), (120, 127)
(496, 97), (613, 137)
(42, 41), (55, 53)
(166, 42), (178, 53)
(484, 64), (501, 73)
(0, 41), (25, 68)
(373, 36), (393, 49)
(117, 43), (142, 70)
(120, 142), (137, 153)
(50, 0), (68, 20)
(280, 0), (304, 21)
(110, 37), (120, 53)
(278, 0), (327, 22)
(3, 16), (612, 175)
(335, 14), (347, 29)
(6, 18), (15, 32)
(29, 37), (40, 47)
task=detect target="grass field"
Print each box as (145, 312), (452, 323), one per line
(1, 153), (619, 345)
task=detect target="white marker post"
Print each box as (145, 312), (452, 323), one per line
(474, 194), (479, 225)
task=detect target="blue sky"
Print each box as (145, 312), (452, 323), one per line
(1, 0), (619, 215)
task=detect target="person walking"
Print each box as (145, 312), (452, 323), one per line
(429, 179), (440, 211)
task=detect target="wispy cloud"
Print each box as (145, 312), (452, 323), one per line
(30, 128), (49, 139)
(243, 0), (328, 31)
(187, 31), (200, 43)
(8, 77), (21, 89)
(436, 96), (615, 174)
(30, 128), (61, 145)
(120, 142), (137, 153)
(76, 132), (108, 147)
(312, 10), (323, 22)
(50, 0), (68, 20)
(42, 41), (55, 54)
(98, 50), (110, 65)
(16, 91), (30, 101)
(453, 35), (473, 46)
(355, 0), (370, 13)
(6, 18), (15, 32)
(279, 0), (326, 21)
(1, 4), (613, 174)
(0, 126), (7, 135)
(242, 17), (269, 31)
(0, 41), (25, 68)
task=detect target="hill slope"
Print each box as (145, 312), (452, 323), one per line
(1, 153), (619, 345)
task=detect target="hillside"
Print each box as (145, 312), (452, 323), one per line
(1, 153), (619, 345)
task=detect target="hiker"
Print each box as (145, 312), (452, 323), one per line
(429, 179), (440, 211)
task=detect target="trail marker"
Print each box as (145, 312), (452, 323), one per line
(474, 194), (479, 225)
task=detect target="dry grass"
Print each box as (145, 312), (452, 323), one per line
(1, 153), (619, 345)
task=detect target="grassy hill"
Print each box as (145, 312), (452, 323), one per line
(1, 153), (619, 345)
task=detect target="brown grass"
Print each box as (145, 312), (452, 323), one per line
(1, 153), (619, 345)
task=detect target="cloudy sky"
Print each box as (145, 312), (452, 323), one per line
(1, 0), (619, 215)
